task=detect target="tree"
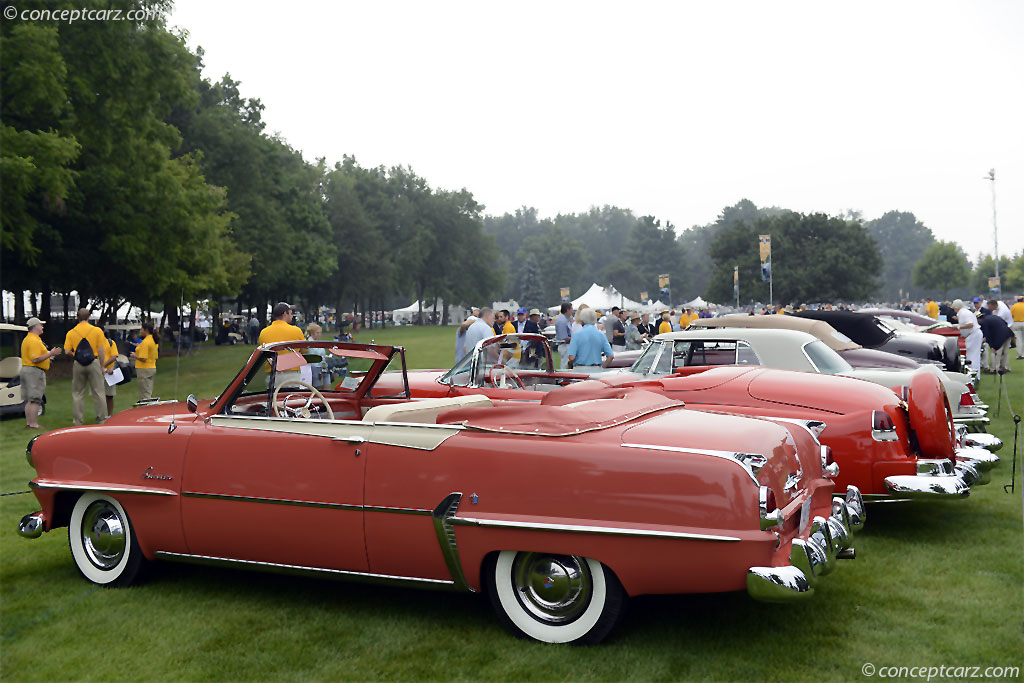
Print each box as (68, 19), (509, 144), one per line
(517, 225), (588, 305)
(707, 211), (882, 304)
(605, 216), (685, 301)
(864, 211), (935, 300)
(912, 241), (970, 299)
(969, 253), (1014, 294)
(516, 253), (545, 310)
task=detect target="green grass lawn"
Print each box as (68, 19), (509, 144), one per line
(1, 327), (1021, 680)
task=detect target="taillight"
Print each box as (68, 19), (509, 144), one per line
(959, 391), (973, 407)
(759, 486), (782, 530)
(871, 410), (898, 441)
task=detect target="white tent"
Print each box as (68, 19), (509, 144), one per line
(682, 296), (710, 309)
(546, 283), (649, 315)
(391, 300), (468, 324)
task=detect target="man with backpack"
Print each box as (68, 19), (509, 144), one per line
(63, 308), (108, 426)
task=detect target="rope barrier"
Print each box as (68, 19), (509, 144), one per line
(0, 490), (32, 497)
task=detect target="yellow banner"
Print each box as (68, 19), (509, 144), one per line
(658, 274), (670, 288)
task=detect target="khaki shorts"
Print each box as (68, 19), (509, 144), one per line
(104, 374), (116, 397)
(19, 366), (46, 402)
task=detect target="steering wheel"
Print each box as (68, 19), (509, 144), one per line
(487, 364), (525, 390)
(272, 379), (335, 420)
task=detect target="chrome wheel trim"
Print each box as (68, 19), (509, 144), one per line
(511, 553), (592, 625)
(69, 492), (133, 584)
(81, 501), (126, 570)
(493, 550), (608, 644)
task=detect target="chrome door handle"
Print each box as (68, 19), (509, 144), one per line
(332, 436), (366, 444)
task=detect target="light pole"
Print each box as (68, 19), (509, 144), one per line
(985, 169), (1000, 298)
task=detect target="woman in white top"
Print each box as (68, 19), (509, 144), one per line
(953, 299), (982, 376)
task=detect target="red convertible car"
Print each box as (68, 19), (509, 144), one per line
(18, 340), (862, 644)
(377, 334), (997, 501)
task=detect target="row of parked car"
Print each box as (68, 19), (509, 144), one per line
(16, 310), (1000, 644)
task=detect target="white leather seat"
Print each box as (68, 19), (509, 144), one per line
(362, 395), (493, 424)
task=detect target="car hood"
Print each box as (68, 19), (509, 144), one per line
(746, 369), (893, 415)
(104, 399), (208, 426)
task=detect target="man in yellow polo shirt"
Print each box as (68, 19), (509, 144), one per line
(130, 322), (159, 401)
(20, 317), (62, 429)
(1011, 295), (1024, 360)
(259, 302), (306, 387)
(926, 297), (939, 319)
(63, 308), (108, 426)
(680, 307), (699, 328)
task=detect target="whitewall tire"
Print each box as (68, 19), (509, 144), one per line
(68, 492), (145, 586)
(488, 550), (626, 644)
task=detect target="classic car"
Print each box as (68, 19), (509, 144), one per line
(374, 333), (997, 500)
(0, 323), (42, 417)
(18, 339), (863, 645)
(794, 310), (962, 373)
(858, 308), (963, 349)
(687, 315), (988, 424)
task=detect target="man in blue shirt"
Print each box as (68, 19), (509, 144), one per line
(555, 302), (574, 370)
(567, 308), (614, 368)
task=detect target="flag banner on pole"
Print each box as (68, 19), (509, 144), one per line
(560, 287), (570, 302)
(988, 276), (1000, 293)
(759, 235), (772, 283)
(658, 274), (670, 302)
(734, 266), (739, 299)
(640, 291), (648, 301)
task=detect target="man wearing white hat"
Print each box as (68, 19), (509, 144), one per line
(953, 299), (982, 376)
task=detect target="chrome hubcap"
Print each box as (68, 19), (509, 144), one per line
(81, 501), (126, 570)
(512, 553), (592, 624)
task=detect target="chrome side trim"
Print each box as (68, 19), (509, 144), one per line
(182, 491), (363, 511)
(432, 493), (472, 591)
(30, 481), (177, 497)
(620, 442), (761, 485)
(451, 516), (741, 542)
(154, 551), (455, 587)
(181, 491), (431, 515)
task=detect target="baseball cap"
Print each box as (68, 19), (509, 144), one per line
(517, 307), (527, 315)
(972, 297), (982, 303)
(272, 302), (293, 317)
(26, 317), (45, 328)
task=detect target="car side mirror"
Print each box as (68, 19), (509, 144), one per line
(186, 394), (198, 413)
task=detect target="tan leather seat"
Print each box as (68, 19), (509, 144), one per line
(0, 356), (22, 381)
(362, 395), (493, 424)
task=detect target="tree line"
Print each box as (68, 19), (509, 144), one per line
(3, 1), (1019, 342)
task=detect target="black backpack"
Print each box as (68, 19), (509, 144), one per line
(74, 338), (95, 366)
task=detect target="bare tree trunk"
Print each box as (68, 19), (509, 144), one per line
(62, 292), (70, 320)
(40, 287), (52, 322)
(29, 292), (39, 318)
(14, 291), (25, 324)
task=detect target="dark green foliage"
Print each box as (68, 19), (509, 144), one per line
(912, 241), (970, 299)
(515, 253), (545, 310)
(864, 211), (935, 300)
(606, 216), (686, 302)
(707, 211), (883, 304)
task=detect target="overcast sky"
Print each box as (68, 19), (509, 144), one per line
(169, 0), (1023, 260)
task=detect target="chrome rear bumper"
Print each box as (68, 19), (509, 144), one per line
(746, 486), (864, 602)
(959, 429), (1002, 453)
(883, 459), (973, 499)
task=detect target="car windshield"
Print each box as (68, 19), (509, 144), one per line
(629, 341), (663, 375)
(440, 334), (551, 387)
(802, 340), (853, 375)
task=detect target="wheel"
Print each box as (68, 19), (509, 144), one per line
(68, 492), (145, 586)
(487, 550), (626, 644)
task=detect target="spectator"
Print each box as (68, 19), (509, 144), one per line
(952, 299), (982, 376)
(20, 317), (62, 429)
(625, 312), (644, 350)
(926, 297), (939, 319)
(680, 306), (699, 328)
(658, 311), (672, 334)
(526, 309), (543, 334)
(130, 322), (159, 401)
(126, 330), (141, 353)
(249, 314), (260, 344)
(555, 303), (574, 370)
(464, 307), (495, 354)
(609, 308), (626, 348)
(97, 324), (119, 418)
(980, 300), (1012, 374)
(604, 307), (621, 344)
(63, 308), (108, 425)
(455, 313), (477, 362)
(1012, 295), (1024, 360)
(493, 309), (515, 336)
(305, 323), (329, 388)
(512, 308), (532, 334)
(567, 308), (614, 369)
(259, 302), (306, 388)
(637, 312), (656, 340)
